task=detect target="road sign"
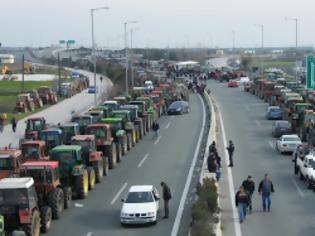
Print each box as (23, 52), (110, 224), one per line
(306, 55), (315, 89)
(67, 40), (75, 44)
(59, 40), (66, 44)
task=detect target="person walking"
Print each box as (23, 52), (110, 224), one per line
(226, 140), (235, 167)
(258, 174), (275, 212)
(209, 141), (217, 153)
(207, 153), (217, 173)
(100, 76), (103, 83)
(160, 182), (172, 218)
(152, 121), (160, 139)
(235, 186), (249, 223)
(11, 116), (17, 133)
(242, 175), (255, 213)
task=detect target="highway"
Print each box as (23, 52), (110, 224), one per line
(208, 80), (315, 236)
(44, 93), (205, 236)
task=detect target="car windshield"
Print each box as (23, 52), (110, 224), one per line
(0, 158), (14, 170)
(269, 107), (280, 112)
(283, 137), (300, 142)
(88, 128), (106, 139)
(277, 122), (290, 128)
(308, 159), (315, 169)
(0, 189), (28, 206)
(22, 145), (40, 159)
(170, 102), (184, 109)
(125, 191), (154, 203)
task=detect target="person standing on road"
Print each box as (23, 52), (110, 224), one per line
(207, 152), (217, 173)
(160, 182), (172, 218)
(226, 140), (235, 167)
(258, 174), (275, 212)
(209, 141), (217, 153)
(152, 121), (160, 139)
(100, 76), (103, 83)
(242, 175), (255, 213)
(11, 117), (17, 133)
(235, 186), (249, 223)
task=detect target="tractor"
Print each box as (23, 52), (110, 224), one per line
(71, 135), (108, 182)
(0, 149), (22, 179)
(129, 100), (150, 132)
(27, 90), (43, 108)
(20, 161), (68, 222)
(37, 86), (57, 105)
(71, 114), (94, 135)
(50, 145), (95, 199)
(20, 141), (49, 163)
(16, 94), (35, 113)
(119, 104), (144, 140)
(39, 128), (63, 153)
(86, 124), (117, 169)
(59, 123), (79, 145)
(24, 117), (47, 140)
(0, 177), (46, 235)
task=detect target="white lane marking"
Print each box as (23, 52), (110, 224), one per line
(137, 153), (149, 168)
(86, 232), (93, 236)
(154, 136), (162, 145)
(171, 94), (206, 236)
(216, 97), (243, 236)
(74, 203), (84, 208)
(165, 122), (171, 129)
(291, 178), (305, 198)
(255, 120), (261, 127)
(110, 182), (128, 205)
(268, 141), (275, 149)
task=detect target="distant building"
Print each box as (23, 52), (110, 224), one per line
(0, 54), (14, 64)
(244, 50), (255, 55)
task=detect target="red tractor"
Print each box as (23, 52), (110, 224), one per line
(37, 86), (57, 105)
(0, 149), (22, 179)
(16, 93), (35, 113)
(27, 90), (43, 108)
(24, 117), (47, 140)
(20, 140), (49, 163)
(21, 161), (70, 221)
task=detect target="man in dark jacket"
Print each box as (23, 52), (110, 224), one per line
(235, 186), (249, 223)
(258, 174), (274, 212)
(209, 141), (217, 153)
(160, 182), (172, 218)
(207, 153), (217, 173)
(152, 121), (160, 139)
(226, 140), (235, 167)
(242, 175), (255, 213)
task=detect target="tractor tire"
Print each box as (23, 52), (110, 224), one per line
(126, 133), (132, 151)
(103, 156), (109, 176)
(39, 100), (43, 108)
(122, 136), (128, 156)
(48, 188), (64, 219)
(40, 206), (52, 233)
(23, 209), (40, 236)
(94, 158), (104, 183)
(106, 143), (117, 169)
(63, 187), (72, 209)
(75, 169), (89, 199)
(131, 130), (136, 146)
(88, 167), (96, 190)
(116, 142), (122, 163)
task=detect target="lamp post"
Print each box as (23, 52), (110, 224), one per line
(124, 21), (138, 96)
(254, 24), (264, 49)
(91, 6), (109, 106)
(285, 17), (298, 85)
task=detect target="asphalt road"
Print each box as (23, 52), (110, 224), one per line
(208, 80), (315, 236)
(42, 93), (204, 236)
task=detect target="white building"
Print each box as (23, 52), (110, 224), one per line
(0, 54), (15, 64)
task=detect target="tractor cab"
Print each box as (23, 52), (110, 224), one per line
(39, 128), (63, 152)
(119, 105), (139, 122)
(93, 106), (113, 118)
(136, 97), (155, 113)
(0, 178), (39, 234)
(129, 101), (147, 117)
(102, 101), (119, 111)
(86, 124), (113, 146)
(20, 140), (49, 162)
(0, 150), (22, 179)
(86, 109), (104, 123)
(60, 123), (79, 145)
(71, 114), (93, 135)
(113, 96), (130, 105)
(112, 110), (133, 130)
(71, 135), (97, 162)
(101, 118), (123, 135)
(25, 117), (46, 140)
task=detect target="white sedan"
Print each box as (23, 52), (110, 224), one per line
(276, 134), (302, 154)
(120, 185), (160, 225)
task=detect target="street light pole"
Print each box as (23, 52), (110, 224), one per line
(130, 28), (134, 88)
(254, 24), (264, 49)
(91, 6), (109, 106)
(285, 17), (298, 84)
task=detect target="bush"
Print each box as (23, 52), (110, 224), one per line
(191, 178), (219, 236)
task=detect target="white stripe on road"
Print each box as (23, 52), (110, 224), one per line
(216, 97), (243, 236)
(137, 153), (149, 168)
(86, 232), (93, 236)
(110, 182), (128, 205)
(291, 178), (305, 198)
(154, 136), (162, 145)
(268, 141), (275, 149)
(255, 120), (261, 128)
(171, 94), (206, 236)
(165, 122), (171, 129)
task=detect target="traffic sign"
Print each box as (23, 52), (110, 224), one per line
(59, 40), (66, 44)
(306, 55), (315, 89)
(67, 40), (76, 44)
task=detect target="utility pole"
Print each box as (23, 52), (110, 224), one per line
(130, 28), (134, 88)
(22, 54), (25, 92)
(232, 30), (235, 51)
(58, 52), (61, 95)
(285, 17), (298, 85)
(125, 22), (128, 96)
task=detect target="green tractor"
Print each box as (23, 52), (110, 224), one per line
(50, 145), (96, 199)
(120, 104), (144, 140)
(129, 100), (150, 132)
(112, 110), (137, 149)
(101, 117), (128, 158)
(136, 96), (156, 128)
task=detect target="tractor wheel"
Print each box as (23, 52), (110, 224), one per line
(48, 187), (64, 219)
(88, 167), (96, 190)
(106, 143), (117, 169)
(94, 158), (104, 183)
(53, 96), (58, 104)
(40, 206), (52, 233)
(122, 136), (128, 156)
(63, 187), (72, 209)
(116, 142), (122, 162)
(127, 133), (132, 151)
(23, 209), (40, 236)
(132, 130), (136, 146)
(39, 99), (43, 108)
(75, 169), (89, 199)
(103, 156), (109, 176)
(23, 106), (28, 113)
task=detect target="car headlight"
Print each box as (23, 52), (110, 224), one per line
(147, 212), (155, 217)
(176, 108), (181, 111)
(121, 212), (129, 217)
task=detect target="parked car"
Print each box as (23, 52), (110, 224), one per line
(294, 152), (315, 189)
(272, 120), (291, 138)
(276, 134), (302, 154)
(120, 185), (160, 225)
(266, 106), (282, 120)
(144, 80), (154, 91)
(167, 101), (189, 115)
(88, 86), (98, 94)
(228, 80), (238, 87)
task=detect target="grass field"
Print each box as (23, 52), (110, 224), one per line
(249, 57), (295, 71)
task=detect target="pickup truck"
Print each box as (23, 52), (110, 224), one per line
(294, 152), (315, 190)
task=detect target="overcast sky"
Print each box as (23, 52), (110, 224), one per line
(1, 0), (314, 49)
